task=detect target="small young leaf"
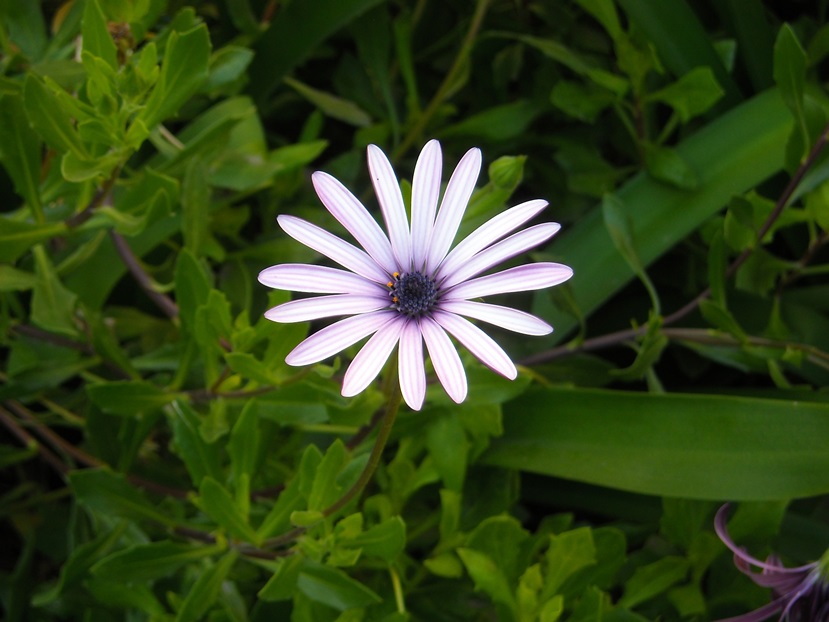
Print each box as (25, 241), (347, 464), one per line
(345, 516), (406, 562)
(457, 548), (517, 612)
(646, 67), (724, 122)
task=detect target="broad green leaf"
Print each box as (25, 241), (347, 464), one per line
(86, 380), (175, 416)
(258, 555), (305, 602)
(457, 548), (517, 612)
(175, 551), (238, 622)
(85, 580), (166, 617)
(439, 100), (544, 142)
(535, 89), (792, 343)
(575, 0), (622, 40)
(307, 439), (347, 511)
(181, 157), (211, 256)
(198, 477), (261, 544)
(249, 0), (385, 103)
(23, 74), (88, 158)
(466, 516), (531, 587)
(205, 45), (255, 92)
(618, 556), (689, 608)
(169, 401), (223, 487)
(426, 411), (468, 491)
(550, 80), (617, 123)
(646, 67), (724, 122)
(0, 93), (43, 219)
(296, 561), (383, 611)
(174, 248), (212, 333)
(82, 0), (118, 69)
(542, 527), (597, 600)
(90, 540), (225, 582)
(257, 474), (304, 539)
(345, 517), (406, 563)
(0, 0), (47, 59)
(228, 399), (260, 487)
(140, 24), (211, 129)
(774, 25), (808, 148)
(31, 245), (77, 336)
(0, 219), (67, 263)
(284, 76), (372, 127)
(643, 144), (699, 190)
(484, 388), (829, 499)
(70, 468), (176, 526)
(0, 265), (38, 291)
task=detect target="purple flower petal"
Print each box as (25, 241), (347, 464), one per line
(440, 223), (562, 289)
(265, 294), (389, 323)
(712, 598), (786, 622)
(258, 264), (387, 295)
(278, 215), (389, 284)
(342, 318), (405, 397)
(312, 171), (397, 274)
(411, 140), (442, 271)
(285, 310), (397, 365)
(445, 263), (573, 301)
(440, 300), (553, 335)
(367, 145), (411, 270)
(399, 320), (426, 410)
(433, 311), (516, 379)
(420, 316), (467, 403)
(437, 199), (550, 279)
(425, 147), (482, 274)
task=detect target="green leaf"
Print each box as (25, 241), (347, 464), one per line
(258, 555), (305, 602)
(0, 219), (67, 263)
(31, 245), (77, 336)
(296, 561), (383, 611)
(466, 516), (531, 587)
(228, 400), (260, 487)
(457, 548), (517, 612)
(198, 477), (261, 544)
(0, 93), (43, 219)
(249, 0), (385, 103)
(550, 80), (617, 123)
(175, 551), (238, 622)
(618, 556), (689, 608)
(70, 468), (176, 526)
(86, 380), (175, 416)
(205, 45), (255, 92)
(535, 89), (793, 343)
(174, 248), (212, 333)
(439, 100), (544, 142)
(0, 265), (38, 291)
(181, 157), (211, 257)
(307, 439), (347, 511)
(542, 527), (597, 600)
(426, 411), (468, 491)
(140, 24), (211, 129)
(283, 76), (372, 127)
(646, 67), (724, 122)
(82, 0), (118, 69)
(484, 387), (829, 500)
(168, 401), (223, 487)
(22, 74), (88, 158)
(345, 517), (406, 562)
(90, 540), (225, 582)
(643, 144), (699, 190)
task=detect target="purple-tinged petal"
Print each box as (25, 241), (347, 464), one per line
(398, 320), (426, 410)
(440, 223), (562, 289)
(278, 215), (389, 284)
(420, 316), (467, 403)
(258, 264), (387, 295)
(411, 140), (442, 270)
(440, 300), (553, 335)
(425, 147), (482, 274)
(714, 505), (817, 576)
(312, 171), (397, 274)
(444, 263), (573, 301)
(433, 311), (516, 379)
(367, 144), (411, 270)
(437, 199), (550, 279)
(342, 318), (405, 397)
(265, 294), (388, 323)
(285, 310), (397, 365)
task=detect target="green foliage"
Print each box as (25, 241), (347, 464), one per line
(3, 1), (829, 621)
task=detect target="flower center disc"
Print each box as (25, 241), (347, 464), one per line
(389, 271), (438, 317)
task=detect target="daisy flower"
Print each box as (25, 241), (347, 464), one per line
(258, 140), (572, 411)
(714, 504), (829, 621)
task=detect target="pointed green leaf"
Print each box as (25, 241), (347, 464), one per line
(169, 401), (223, 487)
(23, 74), (88, 158)
(175, 551), (238, 622)
(0, 93), (43, 219)
(82, 0), (118, 69)
(31, 245), (77, 336)
(198, 477), (261, 544)
(91, 540), (225, 582)
(70, 468), (176, 526)
(457, 548), (517, 611)
(296, 561), (382, 611)
(86, 380), (175, 416)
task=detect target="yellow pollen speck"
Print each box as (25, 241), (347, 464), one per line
(387, 281), (393, 288)
(392, 296), (398, 303)
(393, 271), (400, 278)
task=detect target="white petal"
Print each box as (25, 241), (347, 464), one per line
(425, 148), (482, 274)
(444, 263), (573, 301)
(285, 311), (397, 365)
(265, 294), (388, 323)
(398, 320), (426, 411)
(278, 215), (389, 284)
(367, 145), (411, 269)
(440, 223), (561, 289)
(410, 140), (442, 270)
(439, 300), (552, 335)
(312, 172), (397, 274)
(437, 200), (551, 279)
(258, 264), (386, 295)
(342, 318), (405, 397)
(432, 311), (517, 379)
(420, 316), (467, 404)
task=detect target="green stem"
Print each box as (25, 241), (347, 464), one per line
(394, 0), (492, 160)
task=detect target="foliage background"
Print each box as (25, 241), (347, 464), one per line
(2, 0), (829, 620)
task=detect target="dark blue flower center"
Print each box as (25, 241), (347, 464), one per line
(388, 271), (438, 317)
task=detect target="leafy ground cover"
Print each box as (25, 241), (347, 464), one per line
(2, 0), (829, 620)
